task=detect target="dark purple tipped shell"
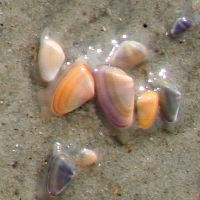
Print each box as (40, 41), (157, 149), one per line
(94, 65), (135, 129)
(171, 17), (193, 36)
(47, 155), (75, 196)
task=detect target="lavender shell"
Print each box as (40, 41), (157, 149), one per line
(170, 17), (193, 36)
(94, 65), (135, 129)
(47, 154), (75, 196)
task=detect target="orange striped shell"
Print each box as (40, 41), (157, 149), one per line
(50, 62), (95, 115)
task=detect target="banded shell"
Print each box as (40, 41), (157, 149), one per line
(137, 91), (159, 129)
(38, 34), (65, 82)
(94, 65), (135, 129)
(158, 81), (181, 122)
(170, 17), (193, 36)
(76, 148), (98, 167)
(109, 41), (148, 68)
(50, 62), (95, 116)
(47, 143), (75, 196)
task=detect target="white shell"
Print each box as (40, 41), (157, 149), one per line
(38, 36), (65, 82)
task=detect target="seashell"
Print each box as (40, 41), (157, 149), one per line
(136, 91), (159, 129)
(76, 148), (98, 167)
(170, 17), (193, 36)
(38, 34), (65, 82)
(50, 61), (95, 116)
(47, 155), (75, 196)
(47, 143), (75, 196)
(94, 65), (135, 129)
(109, 41), (148, 68)
(158, 81), (181, 122)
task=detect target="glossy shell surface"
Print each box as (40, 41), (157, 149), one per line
(137, 91), (159, 129)
(51, 62), (95, 116)
(76, 148), (98, 167)
(47, 154), (75, 196)
(109, 40), (148, 68)
(158, 82), (181, 122)
(94, 65), (135, 129)
(170, 17), (193, 36)
(38, 37), (65, 82)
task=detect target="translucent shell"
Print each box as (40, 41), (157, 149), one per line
(50, 62), (95, 116)
(38, 36), (65, 82)
(170, 17), (193, 36)
(109, 41), (148, 68)
(158, 81), (181, 122)
(76, 148), (98, 167)
(47, 154), (75, 196)
(94, 65), (135, 129)
(137, 91), (159, 129)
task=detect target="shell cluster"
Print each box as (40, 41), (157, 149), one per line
(37, 30), (181, 130)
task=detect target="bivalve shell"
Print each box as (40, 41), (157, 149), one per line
(94, 65), (135, 129)
(170, 17), (193, 36)
(137, 91), (159, 129)
(47, 154), (75, 196)
(50, 62), (95, 115)
(158, 81), (181, 122)
(38, 35), (65, 82)
(109, 40), (148, 68)
(76, 148), (98, 167)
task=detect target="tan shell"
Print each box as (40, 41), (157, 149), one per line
(38, 37), (65, 82)
(76, 148), (98, 167)
(109, 40), (148, 68)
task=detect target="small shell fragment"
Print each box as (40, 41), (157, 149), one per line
(170, 17), (193, 37)
(137, 91), (159, 129)
(109, 40), (148, 68)
(76, 148), (98, 167)
(94, 65), (135, 129)
(38, 34), (65, 82)
(50, 61), (95, 116)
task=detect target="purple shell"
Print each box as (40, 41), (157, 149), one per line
(94, 65), (135, 129)
(47, 154), (75, 196)
(170, 17), (193, 36)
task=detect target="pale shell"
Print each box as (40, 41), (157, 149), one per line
(38, 36), (65, 82)
(109, 40), (148, 68)
(76, 148), (98, 167)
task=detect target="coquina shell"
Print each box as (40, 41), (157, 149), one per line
(158, 81), (181, 122)
(76, 148), (98, 167)
(38, 36), (65, 82)
(47, 154), (75, 196)
(170, 17), (193, 36)
(109, 40), (148, 68)
(137, 91), (159, 129)
(50, 62), (95, 115)
(94, 65), (135, 129)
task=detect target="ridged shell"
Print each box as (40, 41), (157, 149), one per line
(137, 91), (159, 129)
(47, 154), (75, 196)
(94, 65), (135, 129)
(76, 148), (98, 167)
(50, 62), (95, 116)
(170, 17), (193, 36)
(38, 37), (65, 82)
(109, 40), (148, 68)
(158, 82), (181, 122)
